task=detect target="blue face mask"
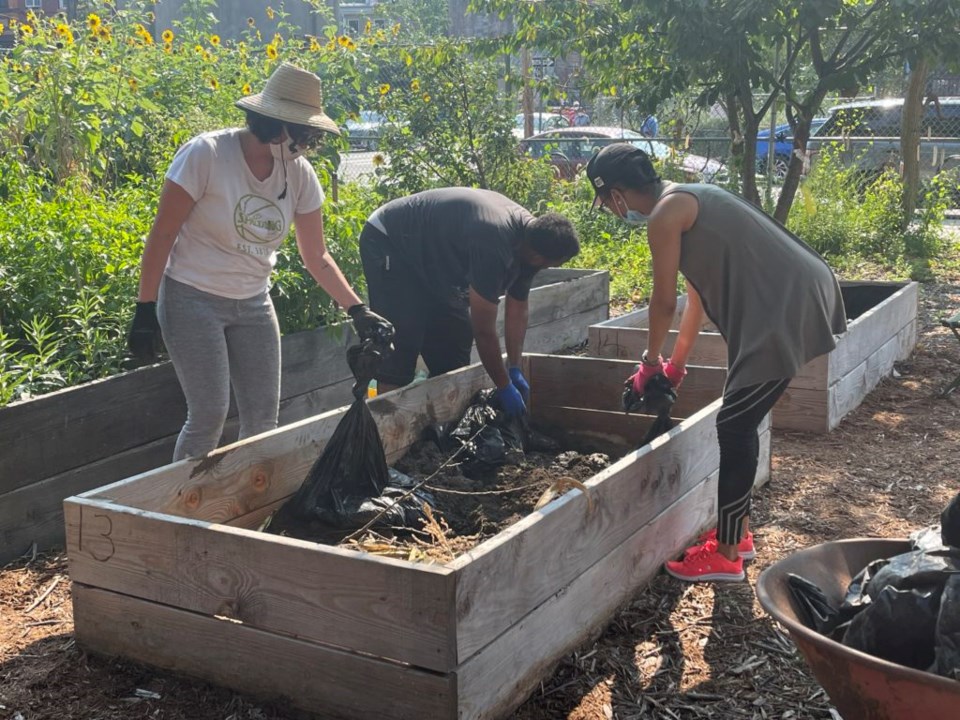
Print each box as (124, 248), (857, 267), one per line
(624, 209), (649, 226)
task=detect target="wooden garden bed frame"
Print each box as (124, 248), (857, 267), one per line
(588, 281), (918, 433)
(0, 268), (608, 563)
(66, 354), (769, 720)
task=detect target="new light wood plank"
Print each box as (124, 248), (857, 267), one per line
(65, 498), (458, 672)
(527, 354), (727, 419)
(829, 282), (917, 382)
(451, 398), (721, 662)
(83, 364), (491, 521)
(455, 474), (718, 720)
(73, 584), (456, 720)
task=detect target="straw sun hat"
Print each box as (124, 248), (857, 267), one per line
(235, 62), (340, 135)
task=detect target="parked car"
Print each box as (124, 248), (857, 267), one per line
(512, 112), (570, 139)
(519, 126), (726, 183)
(806, 97), (960, 185)
(344, 110), (387, 151)
(756, 118), (827, 178)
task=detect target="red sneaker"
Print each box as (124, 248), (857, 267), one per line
(666, 540), (745, 582)
(694, 528), (756, 560)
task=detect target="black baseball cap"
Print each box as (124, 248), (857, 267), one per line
(586, 143), (661, 208)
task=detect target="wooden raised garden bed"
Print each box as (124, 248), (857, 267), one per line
(1, 268), (607, 563)
(588, 281), (918, 433)
(65, 354), (769, 720)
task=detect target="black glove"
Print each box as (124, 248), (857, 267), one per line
(127, 301), (162, 362)
(347, 303), (394, 344)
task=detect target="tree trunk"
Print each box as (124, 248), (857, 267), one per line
(901, 56), (930, 233)
(774, 88), (829, 223)
(726, 93), (759, 205)
(521, 47), (533, 138)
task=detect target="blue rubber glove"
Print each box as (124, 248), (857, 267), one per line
(495, 382), (527, 418)
(508, 366), (530, 404)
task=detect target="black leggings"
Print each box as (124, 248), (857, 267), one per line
(716, 378), (791, 546)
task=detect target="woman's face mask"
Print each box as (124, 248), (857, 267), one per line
(612, 191), (649, 226)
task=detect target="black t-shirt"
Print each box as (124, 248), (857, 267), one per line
(373, 187), (538, 306)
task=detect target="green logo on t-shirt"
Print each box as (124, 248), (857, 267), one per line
(234, 194), (284, 244)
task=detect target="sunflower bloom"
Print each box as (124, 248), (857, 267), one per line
(410, 79), (420, 92)
(87, 14), (101, 31)
(379, 83), (390, 95)
(266, 6), (275, 20)
(372, 153), (385, 167)
(98, 26), (111, 41)
(391, 23), (400, 36)
(162, 29), (174, 43)
(344, 37), (356, 51)
(128, 77), (138, 91)
(272, 33), (282, 46)
(309, 37), (320, 52)
(422, 93), (431, 103)
(241, 83), (252, 95)
(209, 77), (219, 90)
(56, 24), (75, 44)
(265, 44), (278, 60)
(194, 44), (204, 54)
(0, 23), (4, 35)
(9, 18), (18, 28)
(247, 17), (255, 27)
(163, 41), (172, 53)
(25, 11), (37, 24)
(364, 20), (372, 34)
(337, 35), (349, 47)
(20, 25), (34, 37)
(209, 34), (220, 46)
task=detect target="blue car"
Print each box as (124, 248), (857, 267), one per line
(756, 118), (827, 178)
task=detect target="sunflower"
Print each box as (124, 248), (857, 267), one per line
(56, 24), (75, 44)
(391, 23), (400, 36)
(266, 6), (275, 20)
(0, 23), (5, 36)
(265, 44), (278, 60)
(194, 44), (203, 54)
(410, 78), (420, 92)
(87, 14), (101, 31)
(337, 35), (349, 47)
(247, 17), (255, 27)
(343, 37), (356, 51)
(422, 93), (431, 103)
(372, 153), (385, 167)
(97, 26), (111, 41)
(309, 37), (320, 52)
(364, 20), (372, 34)
(209, 34), (220, 46)
(9, 18), (17, 28)
(378, 83), (390, 95)
(202, 50), (211, 62)
(163, 41), (172, 54)
(128, 77), (138, 91)
(20, 25), (34, 37)
(208, 77), (219, 90)
(161, 29), (174, 43)
(241, 83), (252, 95)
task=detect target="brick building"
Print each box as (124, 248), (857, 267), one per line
(0, 0), (67, 48)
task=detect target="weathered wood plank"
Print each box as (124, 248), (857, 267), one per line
(455, 473), (718, 720)
(523, 270), (608, 329)
(828, 282), (918, 382)
(65, 498), (458, 672)
(450, 398), (721, 662)
(828, 319), (917, 430)
(83, 364), (491, 521)
(73, 584), (456, 720)
(771, 385), (829, 434)
(527, 354), (728, 419)
(756, 425), (772, 489)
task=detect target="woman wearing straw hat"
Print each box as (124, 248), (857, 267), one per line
(128, 62), (391, 461)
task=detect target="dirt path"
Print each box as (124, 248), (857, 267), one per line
(2, 275), (958, 720)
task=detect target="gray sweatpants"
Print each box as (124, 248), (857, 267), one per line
(158, 276), (281, 461)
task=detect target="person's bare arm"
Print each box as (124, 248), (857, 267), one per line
(294, 209), (363, 310)
(136, 180), (196, 301)
(470, 288), (510, 388)
(670, 281), (704, 367)
(504, 295), (528, 368)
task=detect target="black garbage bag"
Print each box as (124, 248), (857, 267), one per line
(865, 548), (960, 600)
(931, 574), (960, 680)
(432, 389), (526, 476)
(266, 333), (433, 537)
(840, 557), (890, 614)
(842, 584), (943, 670)
(910, 524), (947, 552)
(787, 573), (841, 634)
(622, 372), (677, 446)
(943, 492), (960, 548)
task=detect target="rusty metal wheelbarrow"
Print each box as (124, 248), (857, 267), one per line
(756, 538), (960, 720)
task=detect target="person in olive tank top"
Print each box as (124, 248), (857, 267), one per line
(587, 143), (846, 583)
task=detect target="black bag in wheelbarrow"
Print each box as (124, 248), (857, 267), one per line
(266, 329), (432, 538)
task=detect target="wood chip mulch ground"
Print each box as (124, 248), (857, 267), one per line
(1, 267), (958, 720)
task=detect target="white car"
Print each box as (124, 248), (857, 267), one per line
(512, 112), (570, 139)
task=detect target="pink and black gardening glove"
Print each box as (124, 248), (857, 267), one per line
(663, 359), (687, 388)
(628, 352), (664, 395)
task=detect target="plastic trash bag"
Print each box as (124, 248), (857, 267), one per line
(943, 492), (960, 548)
(842, 585), (943, 670)
(622, 373), (677, 445)
(787, 573), (841, 634)
(865, 548), (960, 600)
(910, 524), (947, 552)
(931, 574), (960, 680)
(266, 334), (432, 537)
(432, 389), (527, 476)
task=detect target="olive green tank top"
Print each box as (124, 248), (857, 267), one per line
(663, 183), (847, 392)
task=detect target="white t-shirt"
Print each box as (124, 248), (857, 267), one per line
(163, 128), (324, 299)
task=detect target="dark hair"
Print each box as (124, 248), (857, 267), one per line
(525, 212), (580, 262)
(245, 109), (284, 143)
